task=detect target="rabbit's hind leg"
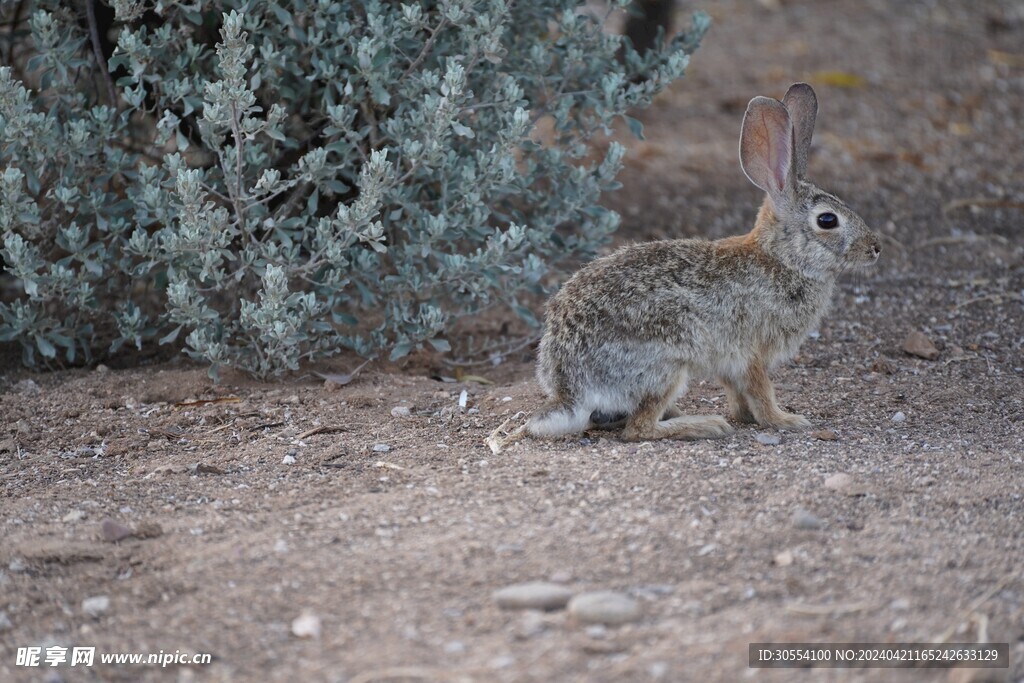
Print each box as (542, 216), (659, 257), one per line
(622, 378), (732, 442)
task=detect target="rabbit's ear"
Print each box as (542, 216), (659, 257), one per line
(782, 83), (817, 178)
(740, 96), (796, 206)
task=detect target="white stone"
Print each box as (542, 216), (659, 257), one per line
(291, 611), (321, 639)
(493, 582), (573, 611)
(82, 596), (110, 617)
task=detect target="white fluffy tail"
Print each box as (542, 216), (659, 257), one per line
(526, 403), (590, 438)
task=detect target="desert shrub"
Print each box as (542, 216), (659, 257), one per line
(0, 1), (707, 378)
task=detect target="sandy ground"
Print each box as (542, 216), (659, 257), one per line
(2, 0), (1023, 681)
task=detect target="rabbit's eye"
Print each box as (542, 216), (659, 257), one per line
(816, 212), (839, 229)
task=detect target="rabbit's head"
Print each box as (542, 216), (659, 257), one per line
(739, 83), (881, 278)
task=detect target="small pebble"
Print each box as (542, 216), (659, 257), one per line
(133, 521), (164, 539)
(291, 611), (321, 639)
(372, 443), (391, 453)
(0, 611), (11, 631)
(891, 411), (906, 423)
(791, 508), (825, 530)
(549, 570), (573, 584)
(490, 655), (515, 669)
(100, 518), (134, 543)
(62, 510), (85, 523)
(568, 591), (642, 626)
(824, 473), (853, 491)
(649, 662), (669, 680)
(391, 406), (412, 418)
(811, 429), (838, 441)
(755, 433), (781, 446)
(515, 611), (549, 640)
(82, 596), (110, 617)
(493, 582), (573, 611)
(282, 454), (296, 465)
(902, 330), (939, 360)
(8, 558), (27, 573)
(773, 550), (794, 567)
(870, 359), (895, 375)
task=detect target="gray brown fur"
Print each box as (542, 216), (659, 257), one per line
(527, 83), (881, 442)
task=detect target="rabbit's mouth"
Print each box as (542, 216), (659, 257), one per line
(846, 238), (882, 269)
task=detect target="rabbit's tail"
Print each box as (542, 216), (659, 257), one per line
(526, 401), (590, 438)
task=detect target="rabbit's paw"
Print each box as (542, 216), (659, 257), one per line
(760, 411), (811, 430)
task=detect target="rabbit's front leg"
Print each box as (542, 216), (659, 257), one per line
(731, 363), (811, 430)
(721, 381), (757, 424)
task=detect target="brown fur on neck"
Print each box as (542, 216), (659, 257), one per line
(717, 197), (776, 252)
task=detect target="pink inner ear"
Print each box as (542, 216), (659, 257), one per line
(741, 97), (795, 199)
(760, 110), (792, 195)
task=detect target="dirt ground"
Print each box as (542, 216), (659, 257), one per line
(2, 0), (1024, 681)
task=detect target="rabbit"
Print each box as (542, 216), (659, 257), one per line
(488, 83), (880, 451)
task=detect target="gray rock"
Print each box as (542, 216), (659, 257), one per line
(891, 411), (906, 423)
(14, 379), (40, 395)
(390, 406), (412, 418)
(755, 433), (781, 446)
(372, 443), (391, 453)
(568, 591), (642, 625)
(100, 518), (134, 543)
(792, 508), (825, 530)
(493, 582), (573, 611)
